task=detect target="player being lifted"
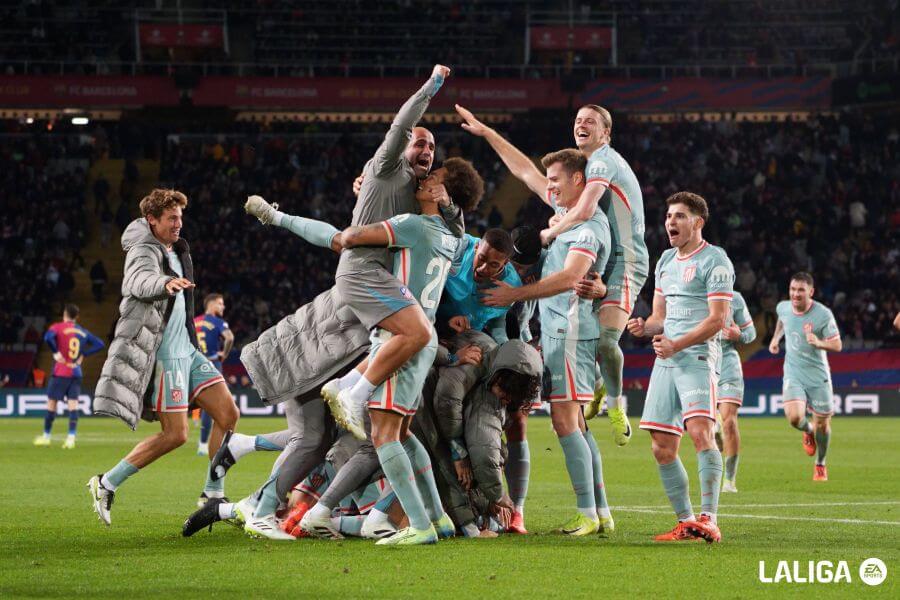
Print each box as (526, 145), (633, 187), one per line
(627, 192), (733, 543)
(87, 189), (240, 525)
(456, 103), (646, 446)
(483, 149), (614, 536)
(193, 293), (234, 456)
(247, 157), (484, 544)
(34, 304), (105, 449)
(716, 290), (756, 492)
(768, 272), (841, 481)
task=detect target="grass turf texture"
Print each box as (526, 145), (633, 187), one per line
(1, 416), (897, 598)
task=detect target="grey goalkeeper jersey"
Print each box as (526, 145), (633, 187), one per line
(336, 74), (463, 278)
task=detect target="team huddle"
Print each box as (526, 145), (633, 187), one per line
(64, 64), (843, 545)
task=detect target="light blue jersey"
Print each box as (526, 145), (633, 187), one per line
(585, 144), (649, 276)
(720, 291), (755, 377)
(382, 213), (460, 324)
(539, 198), (610, 340)
(654, 241), (734, 370)
(514, 250), (546, 343)
(776, 300), (839, 388)
(157, 250), (193, 360)
(438, 234), (522, 340)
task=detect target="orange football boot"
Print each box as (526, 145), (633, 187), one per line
(685, 514), (722, 543)
(802, 432), (816, 456)
(653, 521), (700, 542)
(813, 464), (828, 481)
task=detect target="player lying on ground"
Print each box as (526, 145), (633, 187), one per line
(769, 271), (841, 481)
(628, 191), (733, 543)
(88, 189), (239, 525)
(483, 149), (615, 536)
(457, 103), (649, 446)
(35, 303), (105, 449)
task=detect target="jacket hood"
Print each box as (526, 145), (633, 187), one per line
(487, 340), (542, 380)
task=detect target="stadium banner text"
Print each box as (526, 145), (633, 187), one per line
(0, 76), (180, 107)
(0, 388), (896, 418)
(530, 26), (613, 50)
(139, 24), (224, 48)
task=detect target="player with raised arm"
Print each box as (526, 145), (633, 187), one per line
(34, 304), (105, 449)
(717, 291), (756, 492)
(627, 192), (733, 543)
(768, 272), (842, 481)
(456, 103), (642, 446)
(192, 293), (234, 456)
(483, 149), (614, 536)
(87, 189), (240, 526)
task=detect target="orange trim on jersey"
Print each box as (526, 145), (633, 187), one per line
(564, 358), (579, 402)
(586, 177), (610, 185)
(708, 293), (733, 300)
(399, 248), (409, 285)
(639, 420), (683, 434)
(382, 221), (397, 246)
(608, 183), (632, 212)
(738, 320), (753, 329)
(676, 240), (708, 261)
(570, 247), (597, 261)
(824, 334), (840, 341)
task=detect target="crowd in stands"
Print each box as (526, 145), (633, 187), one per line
(0, 134), (93, 351)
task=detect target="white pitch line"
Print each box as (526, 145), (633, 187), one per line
(619, 501), (900, 509)
(616, 507), (900, 526)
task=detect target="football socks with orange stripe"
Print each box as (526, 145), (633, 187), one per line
(697, 448), (723, 521)
(401, 435), (443, 522)
(582, 431), (610, 516)
(101, 460), (138, 492)
(504, 440), (530, 514)
(658, 458), (694, 521)
(815, 428), (830, 466)
(376, 441), (431, 531)
(596, 326), (624, 399)
(559, 431), (596, 518)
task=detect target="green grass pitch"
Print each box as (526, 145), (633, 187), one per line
(1, 416), (897, 598)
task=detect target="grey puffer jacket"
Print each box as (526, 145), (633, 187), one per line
(94, 219), (199, 430)
(240, 287), (371, 405)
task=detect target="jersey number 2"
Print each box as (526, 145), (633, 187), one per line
(420, 258), (451, 310)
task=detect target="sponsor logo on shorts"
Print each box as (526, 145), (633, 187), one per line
(680, 388), (706, 399)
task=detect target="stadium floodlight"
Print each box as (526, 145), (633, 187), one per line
(71, 117), (89, 125)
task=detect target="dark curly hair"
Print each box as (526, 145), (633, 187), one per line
(490, 368), (542, 414)
(442, 157), (484, 213)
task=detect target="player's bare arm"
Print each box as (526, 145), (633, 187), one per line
(769, 318), (785, 354)
(481, 252), (593, 306)
(806, 331), (842, 352)
(653, 299), (730, 359)
(455, 104), (547, 198)
(541, 180), (608, 245)
(627, 289), (666, 338)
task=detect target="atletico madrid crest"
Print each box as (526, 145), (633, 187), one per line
(803, 322), (813, 333)
(682, 265), (697, 283)
(171, 389), (183, 404)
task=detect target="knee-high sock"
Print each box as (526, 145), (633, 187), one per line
(697, 448), (723, 519)
(504, 440), (530, 513)
(43, 410), (55, 435)
(402, 435), (444, 522)
(596, 326), (624, 400)
(333, 515), (366, 537)
(199, 410), (212, 444)
(376, 441), (430, 530)
(582, 431), (609, 515)
(101, 460), (139, 491)
(253, 471), (280, 518)
(67, 408), (79, 436)
(724, 455), (740, 481)
(658, 458), (693, 521)
(815, 429), (830, 465)
(559, 431), (596, 514)
(278, 214), (340, 248)
(792, 417), (813, 434)
(256, 430), (291, 451)
(203, 457), (225, 496)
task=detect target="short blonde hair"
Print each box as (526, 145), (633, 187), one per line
(140, 188), (188, 220)
(579, 104), (613, 139)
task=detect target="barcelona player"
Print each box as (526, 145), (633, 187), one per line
(193, 293), (234, 455)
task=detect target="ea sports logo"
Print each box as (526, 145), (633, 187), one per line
(859, 558), (887, 586)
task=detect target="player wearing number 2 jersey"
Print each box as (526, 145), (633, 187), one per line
(34, 304), (105, 449)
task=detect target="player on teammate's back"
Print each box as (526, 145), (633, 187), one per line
(769, 272), (841, 481)
(34, 304), (105, 449)
(628, 191), (733, 543)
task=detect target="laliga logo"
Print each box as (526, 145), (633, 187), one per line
(758, 558), (887, 585)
